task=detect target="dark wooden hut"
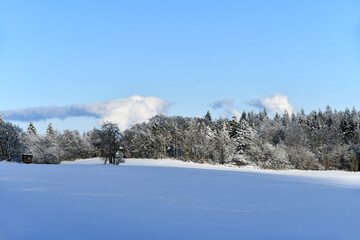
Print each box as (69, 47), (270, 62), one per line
(22, 154), (33, 164)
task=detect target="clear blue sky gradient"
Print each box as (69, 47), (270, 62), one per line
(1, 0), (359, 132)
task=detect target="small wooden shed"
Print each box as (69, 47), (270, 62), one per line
(22, 154), (33, 164)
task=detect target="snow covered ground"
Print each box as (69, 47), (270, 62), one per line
(1, 159), (360, 240)
(65, 158), (360, 188)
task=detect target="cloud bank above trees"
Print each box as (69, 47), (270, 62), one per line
(213, 93), (295, 118)
(249, 93), (295, 115)
(212, 99), (242, 119)
(0, 95), (171, 130)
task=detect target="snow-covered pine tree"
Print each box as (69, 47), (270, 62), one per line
(282, 110), (291, 127)
(247, 111), (257, 128)
(324, 105), (333, 128)
(234, 119), (254, 155)
(57, 130), (80, 160)
(229, 116), (238, 139)
(204, 124), (216, 162)
(259, 108), (268, 122)
(240, 111), (247, 121)
(35, 122), (61, 164)
(204, 110), (212, 123)
(274, 113), (281, 123)
(351, 106), (359, 131)
(0, 118), (24, 161)
(195, 122), (215, 163)
(27, 122), (37, 136)
(46, 122), (56, 137)
(214, 122), (233, 164)
(297, 108), (306, 125)
(340, 108), (355, 143)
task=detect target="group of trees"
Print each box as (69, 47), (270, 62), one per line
(121, 107), (360, 171)
(0, 106), (360, 171)
(0, 117), (122, 164)
(90, 123), (122, 164)
(0, 116), (23, 162)
(23, 122), (95, 164)
(23, 122), (124, 164)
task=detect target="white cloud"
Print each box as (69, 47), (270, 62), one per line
(0, 95), (171, 131)
(212, 99), (234, 109)
(226, 107), (242, 119)
(212, 98), (241, 119)
(249, 93), (295, 115)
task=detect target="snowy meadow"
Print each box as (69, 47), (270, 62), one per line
(1, 1), (359, 239)
(1, 159), (359, 240)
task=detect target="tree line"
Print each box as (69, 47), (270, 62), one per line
(121, 107), (360, 171)
(1, 106), (360, 171)
(0, 117), (121, 164)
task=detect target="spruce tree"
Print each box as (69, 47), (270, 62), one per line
(282, 110), (291, 127)
(204, 111), (212, 122)
(215, 122), (233, 164)
(229, 116), (238, 138)
(46, 123), (56, 138)
(325, 105), (333, 128)
(240, 111), (247, 121)
(234, 119), (253, 154)
(27, 122), (37, 135)
(259, 109), (268, 122)
(351, 106), (359, 130)
(274, 113), (281, 123)
(341, 108), (355, 143)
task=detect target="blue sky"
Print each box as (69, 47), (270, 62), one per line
(0, 0), (359, 133)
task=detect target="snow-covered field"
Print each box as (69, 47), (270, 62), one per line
(1, 159), (360, 240)
(65, 158), (360, 188)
